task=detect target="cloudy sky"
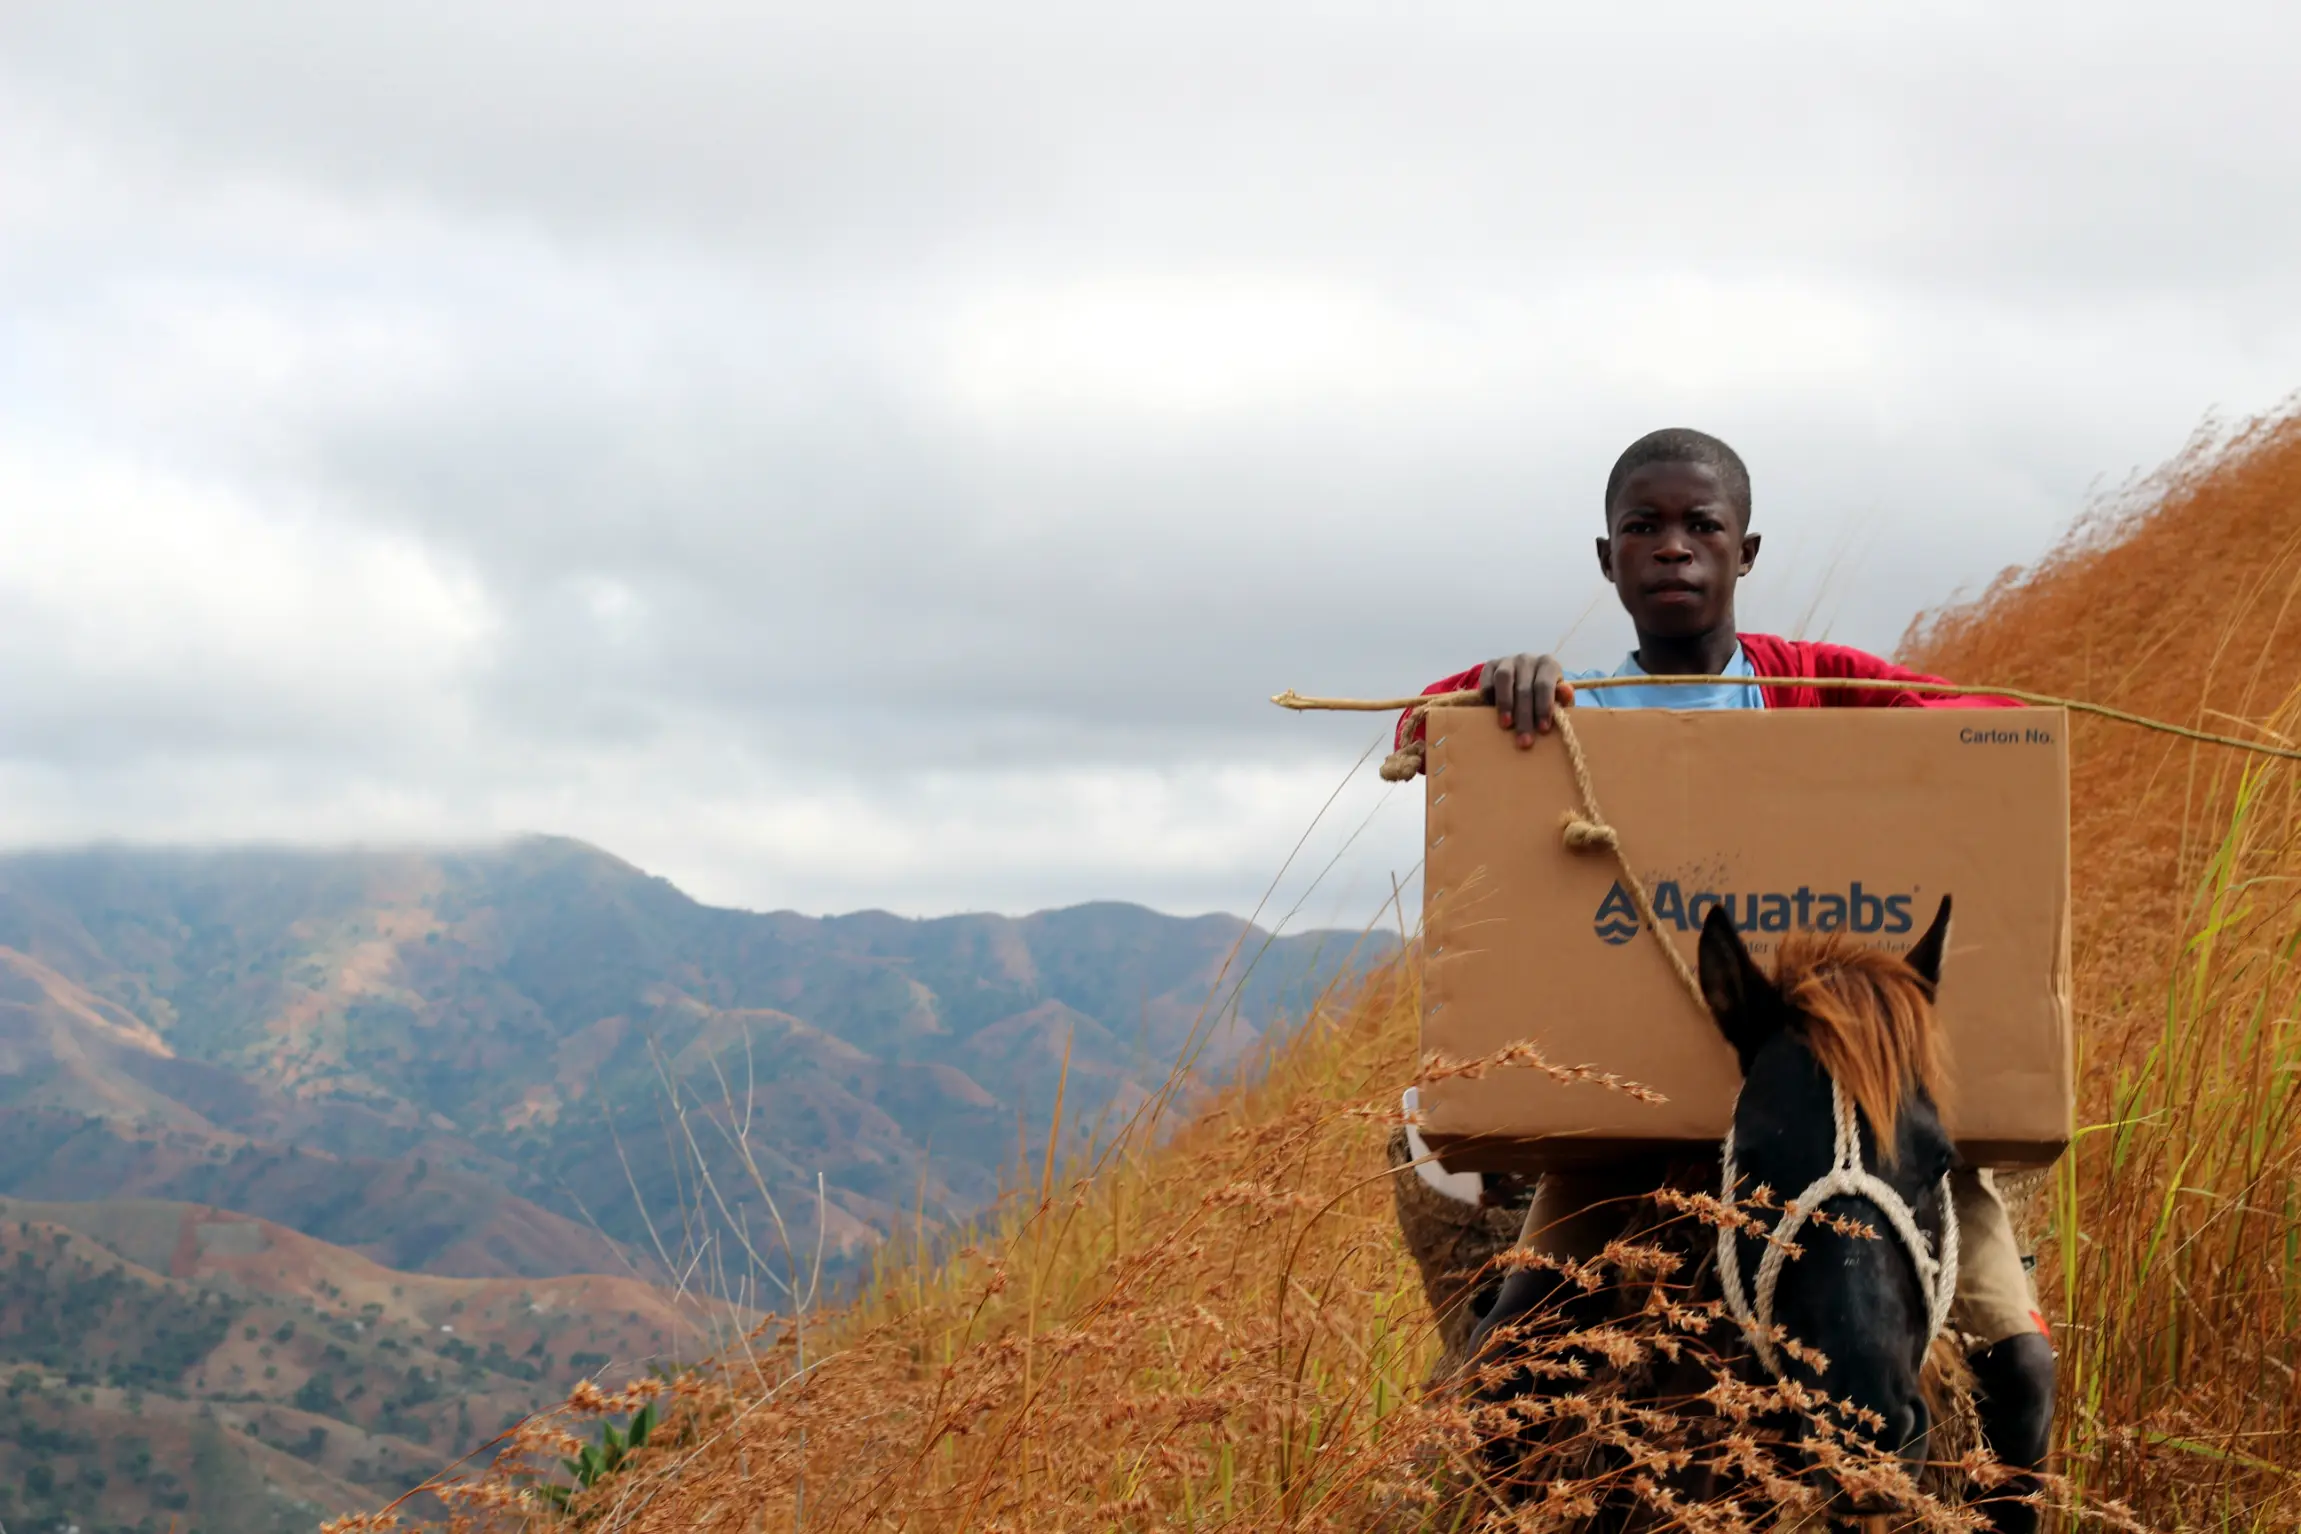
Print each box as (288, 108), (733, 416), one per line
(2, 4), (2297, 922)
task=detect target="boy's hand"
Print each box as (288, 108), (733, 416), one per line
(1478, 654), (1573, 748)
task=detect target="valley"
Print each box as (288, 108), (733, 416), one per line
(0, 838), (1373, 1526)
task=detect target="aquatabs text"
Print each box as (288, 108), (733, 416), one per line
(1593, 880), (1919, 946)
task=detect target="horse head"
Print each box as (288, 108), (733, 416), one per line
(1698, 894), (1958, 1498)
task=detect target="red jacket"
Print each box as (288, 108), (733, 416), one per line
(1397, 632), (2015, 749)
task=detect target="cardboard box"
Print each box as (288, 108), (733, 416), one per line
(1420, 706), (2072, 1172)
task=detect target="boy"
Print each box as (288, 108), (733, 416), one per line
(1405, 428), (2053, 1534)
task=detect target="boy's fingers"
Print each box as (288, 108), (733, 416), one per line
(1486, 654), (1560, 742)
(1532, 658), (1563, 735)
(1480, 660), (1512, 728)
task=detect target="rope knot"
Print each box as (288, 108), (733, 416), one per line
(1558, 811), (1619, 852)
(1379, 741), (1426, 782)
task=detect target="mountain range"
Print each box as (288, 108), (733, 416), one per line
(0, 837), (1379, 1526)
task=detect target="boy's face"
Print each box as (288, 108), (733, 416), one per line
(1595, 460), (1760, 639)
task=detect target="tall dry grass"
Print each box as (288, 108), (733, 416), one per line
(352, 404), (2301, 1532)
(349, 947), (1993, 1533)
(1907, 404), (2301, 1526)
(347, 950), (1458, 1531)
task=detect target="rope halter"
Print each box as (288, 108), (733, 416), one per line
(1715, 1079), (1959, 1380)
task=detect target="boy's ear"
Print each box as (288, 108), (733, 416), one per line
(1739, 531), (1761, 576)
(1904, 895), (1953, 994)
(1595, 536), (1614, 582)
(1698, 903), (1780, 1074)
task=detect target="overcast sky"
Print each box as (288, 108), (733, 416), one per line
(2, 4), (2297, 922)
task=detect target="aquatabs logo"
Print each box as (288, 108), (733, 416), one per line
(1592, 880), (1919, 945)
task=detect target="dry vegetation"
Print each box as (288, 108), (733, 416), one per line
(1903, 406), (2301, 1525)
(349, 405), (2301, 1532)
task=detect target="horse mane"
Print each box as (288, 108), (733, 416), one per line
(1769, 931), (1949, 1152)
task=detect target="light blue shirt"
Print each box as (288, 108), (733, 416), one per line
(1565, 644), (1766, 711)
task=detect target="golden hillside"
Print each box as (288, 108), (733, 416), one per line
(374, 406), (2301, 1532)
(0, 1196), (737, 1529)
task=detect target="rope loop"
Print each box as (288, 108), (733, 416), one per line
(1550, 712), (1710, 1018)
(1719, 1081), (1960, 1378)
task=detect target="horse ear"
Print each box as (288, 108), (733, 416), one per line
(1905, 895), (1953, 994)
(1698, 903), (1779, 1073)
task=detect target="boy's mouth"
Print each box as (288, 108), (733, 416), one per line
(1645, 580), (1705, 602)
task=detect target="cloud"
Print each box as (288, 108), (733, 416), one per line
(0, 4), (2296, 918)
(0, 444), (493, 760)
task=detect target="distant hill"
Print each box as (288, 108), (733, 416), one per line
(0, 838), (1377, 1296)
(0, 839), (1378, 1524)
(0, 1196), (730, 1528)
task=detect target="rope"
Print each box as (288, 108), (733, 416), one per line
(1341, 668), (2301, 1010)
(1274, 674), (2301, 764)
(1718, 1080), (1960, 1377)
(1547, 711), (1712, 1018)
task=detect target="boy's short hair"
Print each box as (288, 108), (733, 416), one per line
(1604, 428), (1752, 527)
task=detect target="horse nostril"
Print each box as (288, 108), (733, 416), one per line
(1893, 1396), (1931, 1458)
